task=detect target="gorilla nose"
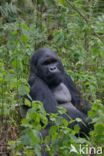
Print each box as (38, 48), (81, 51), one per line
(49, 66), (57, 72)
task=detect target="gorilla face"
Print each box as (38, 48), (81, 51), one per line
(30, 48), (64, 86)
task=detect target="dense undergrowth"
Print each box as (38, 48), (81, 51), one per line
(0, 0), (104, 155)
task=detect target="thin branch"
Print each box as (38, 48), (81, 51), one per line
(65, 0), (104, 43)
(66, 0), (88, 23)
(93, 32), (104, 43)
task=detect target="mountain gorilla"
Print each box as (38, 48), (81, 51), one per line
(28, 48), (92, 135)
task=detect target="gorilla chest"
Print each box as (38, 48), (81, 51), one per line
(52, 83), (72, 104)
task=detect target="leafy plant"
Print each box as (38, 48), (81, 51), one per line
(0, 0), (104, 155)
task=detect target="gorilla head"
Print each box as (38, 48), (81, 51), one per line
(30, 48), (64, 87)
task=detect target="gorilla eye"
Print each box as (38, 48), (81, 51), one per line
(42, 59), (57, 65)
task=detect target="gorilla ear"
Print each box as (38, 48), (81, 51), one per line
(30, 63), (36, 73)
(30, 52), (38, 65)
(30, 53), (37, 74)
(28, 57), (37, 86)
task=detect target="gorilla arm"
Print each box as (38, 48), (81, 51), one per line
(29, 77), (57, 113)
(60, 103), (91, 134)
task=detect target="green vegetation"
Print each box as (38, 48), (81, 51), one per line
(0, 0), (104, 155)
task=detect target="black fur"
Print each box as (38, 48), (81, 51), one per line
(28, 48), (92, 134)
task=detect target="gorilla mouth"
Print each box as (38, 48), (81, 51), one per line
(46, 73), (62, 86)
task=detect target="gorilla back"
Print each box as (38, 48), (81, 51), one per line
(28, 48), (92, 135)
